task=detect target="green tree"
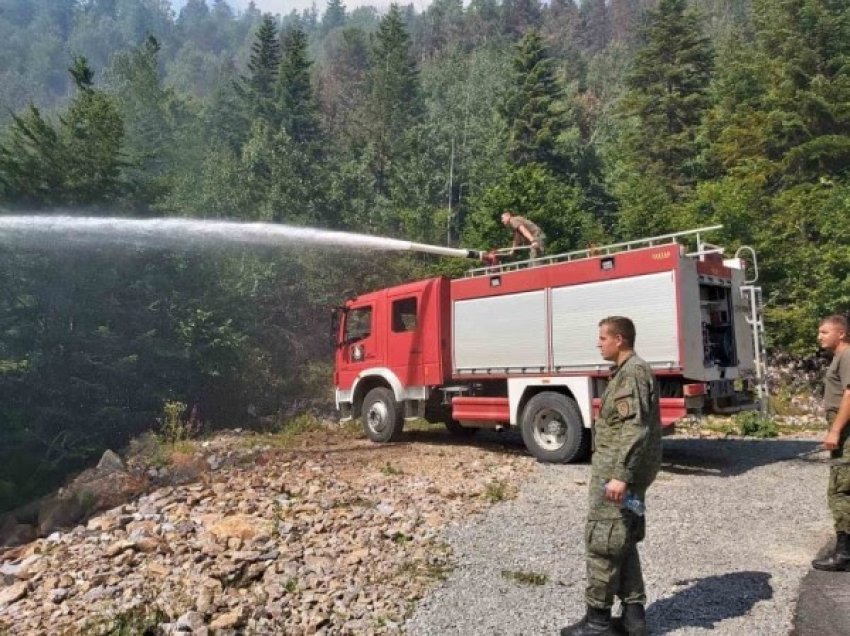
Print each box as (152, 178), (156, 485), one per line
(368, 4), (422, 194)
(754, 0), (850, 183)
(502, 0), (542, 37)
(609, 0), (715, 238)
(277, 27), (320, 145)
(106, 36), (181, 209)
(321, 0), (346, 35)
(463, 163), (604, 253)
(501, 31), (565, 171)
(61, 56), (125, 205)
(501, 30), (601, 188)
(692, 0), (850, 351)
(623, 0), (715, 192)
(317, 27), (372, 147)
(0, 106), (66, 208)
(244, 13), (281, 124)
(0, 56), (124, 208)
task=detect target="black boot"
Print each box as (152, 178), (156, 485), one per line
(611, 604), (646, 636)
(812, 531), (850, 571)
(560, 606), (614, 636)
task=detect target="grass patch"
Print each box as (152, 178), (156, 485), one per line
(381, 462), (404, 476)
(403, 418), (444, 433)
(81, 604), (167, 635)
(484, 479), (510, 502)
(392, 532), (411, 545)
(332, 495), (373, 509)
(686, 414), (821, 439)
(340, 418), (365, 438)
(501, 569), (549, 586)
(694, 418), (740, 437)
(396, 558), (452, 582)
(243, 413), (327, 449)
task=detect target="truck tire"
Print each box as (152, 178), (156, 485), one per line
(520, 392), (589, 463)
(362, 387), (404, 443)
(445, 419), (479, 438)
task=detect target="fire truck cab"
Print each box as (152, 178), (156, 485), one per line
(334, 226), (766, 463)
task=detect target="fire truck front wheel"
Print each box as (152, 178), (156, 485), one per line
(362, 387), (404, 443)
(520, 392), (590, 463)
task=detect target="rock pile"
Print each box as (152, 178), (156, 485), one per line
(0, 430), (532, 634)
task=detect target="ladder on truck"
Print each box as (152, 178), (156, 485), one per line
(736, 246), (769, 411)
(465, 225), (724, 277)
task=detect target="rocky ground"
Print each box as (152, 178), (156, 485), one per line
(407, 435), (832, 635)
(0, 425), (533, 635)
(0, 375), (832, 636)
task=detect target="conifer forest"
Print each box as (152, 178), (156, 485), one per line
(1, 0), (849, 510)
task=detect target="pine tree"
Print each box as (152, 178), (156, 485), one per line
(277, 27), (320, 145)
(0, 56), (124, 208)
(368, 4), (422, 193)
(61, 56), (125, 205)
(754, 0), (850, 181)
(622, 0), (715, 192)
(0, 107), (66, 208)
(578, 0), (610, 53)
(317, 27), (371, 146)
(204, 61), (251, 153)
(502, 0), (542, 38)
(321, 0), (346, 35)
(543, 0), (581, 59)
(500, 30), (566, 172)
(245, 14), (281, 124)
(106, 36), (175, 207)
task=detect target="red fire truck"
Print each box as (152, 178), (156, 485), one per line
(333, 226), (766, 463)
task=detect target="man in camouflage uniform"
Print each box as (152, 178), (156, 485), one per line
(812, 314), (850, 571)
(562, 316), (662, 636)
(501, 210), (546, 258)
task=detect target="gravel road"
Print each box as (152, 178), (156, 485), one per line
(406, 436), (832, 636)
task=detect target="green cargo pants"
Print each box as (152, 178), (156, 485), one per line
(585, 513), (646, 609)
(828, 411), (850, 533)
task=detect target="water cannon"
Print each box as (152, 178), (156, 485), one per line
(398, 240), (484, 261)
(396, 242), (537, 266)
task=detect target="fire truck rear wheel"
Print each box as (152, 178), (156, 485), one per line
(362, 387), (404, 443)
(520, 392), (590, 463)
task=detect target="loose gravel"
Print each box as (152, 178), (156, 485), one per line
(406, 436), (832, 636)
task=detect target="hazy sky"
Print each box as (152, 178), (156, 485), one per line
(173, 0), (430, 16)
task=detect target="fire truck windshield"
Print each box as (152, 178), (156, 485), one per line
(344, 306), (372, 343)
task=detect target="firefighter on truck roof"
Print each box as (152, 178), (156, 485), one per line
(501, 210), (546, 258)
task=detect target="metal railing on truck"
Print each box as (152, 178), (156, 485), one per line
(464, 225), (724, 278)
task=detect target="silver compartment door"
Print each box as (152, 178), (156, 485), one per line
(453, 290), (547, 373)
(551, 271), (680, 370)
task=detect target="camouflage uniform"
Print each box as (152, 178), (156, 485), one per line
(508, 216), (546, 258)
(824, 347), (850, 532)
(585, 353), (662, 609)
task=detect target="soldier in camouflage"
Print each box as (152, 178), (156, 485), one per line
(561, 316), (662, 636)
(812, 314), (850, 571)
(501, 210), (546, 258)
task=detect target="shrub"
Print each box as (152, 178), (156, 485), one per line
(735, 411), (778, 438)
(159, 400), (196, 445)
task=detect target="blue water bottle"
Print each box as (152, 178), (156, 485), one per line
(603, 481), (645, 517)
